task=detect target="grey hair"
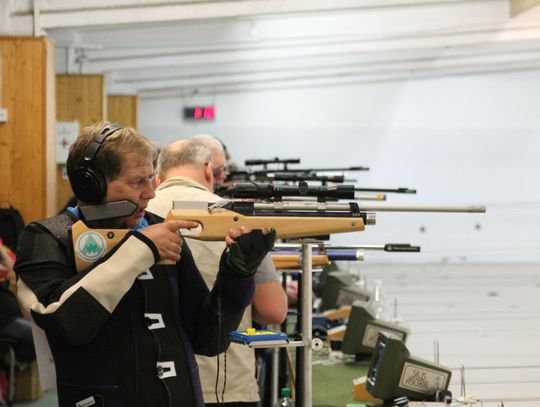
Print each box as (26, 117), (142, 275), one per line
(157, 140), (212, 178)
(191, 134), (224, 154)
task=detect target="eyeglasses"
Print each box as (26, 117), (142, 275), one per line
(212, 165), (230, 178)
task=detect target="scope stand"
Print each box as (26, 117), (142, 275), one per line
(298, 243), (313, 407)
(252, 243), (315, 407)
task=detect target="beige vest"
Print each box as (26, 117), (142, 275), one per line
(147, 177), (260, 403)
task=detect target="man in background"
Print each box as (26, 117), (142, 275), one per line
(191, 134), (229, 190)
(148, 139), (287, 407)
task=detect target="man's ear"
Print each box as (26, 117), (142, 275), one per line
(204, 162), (214, 183)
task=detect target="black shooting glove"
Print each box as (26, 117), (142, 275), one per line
(220, 229), (276, 278)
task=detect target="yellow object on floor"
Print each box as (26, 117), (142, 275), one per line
(321, 306), (352, 320)
(352, 376), (380, 403)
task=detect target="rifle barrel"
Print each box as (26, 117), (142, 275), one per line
(254, 202), (486, 213)
(357, 204), (486, 213)
(355, 187), (417, 194)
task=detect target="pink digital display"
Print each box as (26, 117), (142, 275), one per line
(184, 105), (215, 120)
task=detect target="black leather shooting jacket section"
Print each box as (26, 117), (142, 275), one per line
(14, 211), (255, 407)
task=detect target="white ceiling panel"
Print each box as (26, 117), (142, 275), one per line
(27, 0), (540, 96)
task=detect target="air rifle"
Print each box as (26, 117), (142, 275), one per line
(252, 174), (418, 197)
(69, 190), (376, 271)
(263, 174), (417, 195)
(71, 189), (484, 271)
(164, 200), (373, 241)
(165, 177), (485, 240)
(227, 183), (484, 213)
(244, 158), (300, 169)
(275, 243), (420, 251)
(244, 157), (370, 172)
(274, 243), (421, 260)
(220, 183), (387, 201)
(230, 183), (414, 202)
(269, 172), (345, 184)
(164, 197), (485, 242)
(273, 243), (419, 262)
(231, 182), (355, 200)
(229, 166), (370, 182)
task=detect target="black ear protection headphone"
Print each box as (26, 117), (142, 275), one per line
(70, 123), (123, 204)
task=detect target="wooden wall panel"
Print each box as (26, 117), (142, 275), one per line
(511, 0), (540, 16)
(0, 37), (55, 224)
(56, 74), (106, 127)
(107, 95), (138, 128)
(55, 74), (106, 211)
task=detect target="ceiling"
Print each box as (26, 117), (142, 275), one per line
(9, 0), (540, 97)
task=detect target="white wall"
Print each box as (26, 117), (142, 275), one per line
(142, 70), (540, 263)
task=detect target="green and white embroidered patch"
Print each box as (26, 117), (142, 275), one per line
(76, 231), (107, 262)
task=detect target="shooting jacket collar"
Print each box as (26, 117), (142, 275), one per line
(156, 176), (209, 193)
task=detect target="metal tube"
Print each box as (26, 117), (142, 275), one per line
(271, 347), (279, 407)
(275, 243), (416, 252)
(354, 193), (386, 201)
(301, 243), (313, 407)
(355, 187), (416, 194)
(273, 249), (364, 261)
(254, 202), (486, 213)
(284, 194), (386, 201)
(354, 204), (486, 213)
(275, 243), (385, 251)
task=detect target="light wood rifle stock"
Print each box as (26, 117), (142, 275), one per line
(164, 207), (365, 241)
(71, 220), (131, 273)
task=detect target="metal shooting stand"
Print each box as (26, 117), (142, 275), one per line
(245, 242), (315, 407)
(280, 242), (316, 407)
(298, 242), (314, 407)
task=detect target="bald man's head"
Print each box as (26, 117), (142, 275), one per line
(156, 139), (214, 190)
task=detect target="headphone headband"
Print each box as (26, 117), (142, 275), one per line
(70, 123), (124, 204)
(83, 124), (123, 163)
